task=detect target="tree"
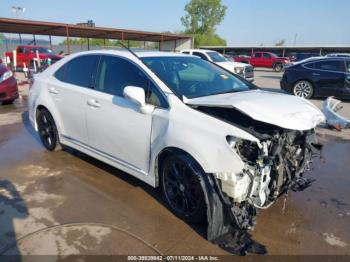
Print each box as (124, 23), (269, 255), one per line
(275, 39), (286, 46)
(181, 0), (227, 47)
(181, 0), (227, 35)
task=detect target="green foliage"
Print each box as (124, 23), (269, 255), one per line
(275, 39), (286, 46)
(181, 0), (227, 35)
(181, 0), (227, 47)
(59, 38), (159, 49)
(194, 33), (226, 47)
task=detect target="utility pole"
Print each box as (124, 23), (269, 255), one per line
(293, 33), (298, 46)
(10, 6), (26, 49)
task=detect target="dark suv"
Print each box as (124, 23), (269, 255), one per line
(280, 57), (350, 99)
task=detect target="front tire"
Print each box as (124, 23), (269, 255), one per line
(37, 109), (61, 151)
(293, 80), (314, 99)
(160, 153), (207, 224)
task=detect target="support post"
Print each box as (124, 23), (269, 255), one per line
(160, 35), (164, 51)
(65, 26), (71, 54)
(104, 39), (106, 48)
(174, 39), (177, 52)
(19, 34), (22, 44)
(87, 38), (90, 50)
(33, 34), (37, 45)
(49, 35), (52, 49)
(127, 40), (130, 48)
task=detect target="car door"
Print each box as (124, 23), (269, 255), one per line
(85, 55), (163, 174)
(251, 52), (262, 67)
(16, 47), (26, 67)
(262, 53), (272, 67)
(50, 55), (99, 145)
(309, 60), (346, 97)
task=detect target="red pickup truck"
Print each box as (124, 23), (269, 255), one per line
(5, 45), (62, 69)
(235, 52), (289, 72)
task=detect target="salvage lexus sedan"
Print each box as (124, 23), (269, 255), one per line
(28, 50), (325, 251)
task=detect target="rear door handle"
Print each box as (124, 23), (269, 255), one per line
(48, 87), (59, 94)
(87, 99), (101, 108)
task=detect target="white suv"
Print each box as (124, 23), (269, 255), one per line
(29, 50), (324, 246)
(180, 49), (254, 82)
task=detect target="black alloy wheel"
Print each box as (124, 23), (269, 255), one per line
(161, 154), (207, 224)
(37, 109), (61, 151)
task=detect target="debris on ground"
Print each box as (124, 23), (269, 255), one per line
(322, 97), (350, 131)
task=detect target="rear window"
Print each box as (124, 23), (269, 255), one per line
(54, 55), (99, 88)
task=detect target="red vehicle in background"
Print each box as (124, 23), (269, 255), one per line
(0, 64), (19, 104)
(235, 52), (289, 72)
(5, 45), (62, 69)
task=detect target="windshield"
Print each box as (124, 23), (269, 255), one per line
(141, 56), (253, 99)
(31, 47), (53, 54)
(207, 52), (227, 62)
(269, 52), (278, 58)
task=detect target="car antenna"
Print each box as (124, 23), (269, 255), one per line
(117, 41), (141, 61)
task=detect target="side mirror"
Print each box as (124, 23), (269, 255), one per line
(123, 86), (154, 114)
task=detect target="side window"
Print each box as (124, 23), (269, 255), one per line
(193, 52), (209, 61)
(263, 53), (271, 59)
(346, 61), (350, 73)
(95, 56), (165, 107)
(314, 60), (345, 72)
(182, 51), (190, 54)
(17, 47), (24, 54)
(254, 53), (262, 58)
(55, 55), (98, 87)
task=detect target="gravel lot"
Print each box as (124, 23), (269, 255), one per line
(0, 70), (349, 257)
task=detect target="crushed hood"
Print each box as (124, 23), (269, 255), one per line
(184, 90), (326, 130)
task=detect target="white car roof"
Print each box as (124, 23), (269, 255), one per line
(65, 49), (192, 59)
(181, 49), (217, 53)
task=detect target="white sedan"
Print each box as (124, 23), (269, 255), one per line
(28, 50), (325, 246)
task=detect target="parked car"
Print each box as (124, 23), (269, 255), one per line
(5, 45), (62, 69)
(0, 64), (19, 104)
(280, 57), (350, 99)
(326, 53), (350, 58)
(180, 49), (254, 81)
(29, 50), (325, 247)
(289, 52), (320, 63)
(235, 52), (289, 72)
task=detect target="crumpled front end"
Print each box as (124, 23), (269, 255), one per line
(216, 130), (321, 211)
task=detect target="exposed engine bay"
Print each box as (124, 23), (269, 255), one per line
(194, 106), (322, 255)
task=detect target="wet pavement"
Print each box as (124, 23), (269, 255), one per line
(0, 72), (350, 257)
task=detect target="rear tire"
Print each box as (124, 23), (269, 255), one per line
(37, 109), (62, 151)
(273, 63), (283, 72)
(293, 80), (314, 99)
(160, 153), (207, 224)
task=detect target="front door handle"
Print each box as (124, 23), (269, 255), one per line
(87, 99), (101, 108)
(48, 87), (59, 94)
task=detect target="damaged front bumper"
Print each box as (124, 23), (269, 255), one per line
(214, 129), (322, 225)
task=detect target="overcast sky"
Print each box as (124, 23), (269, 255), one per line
(0, 0), (349, 46)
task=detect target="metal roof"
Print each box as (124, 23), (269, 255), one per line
(0, 17), (191, 42)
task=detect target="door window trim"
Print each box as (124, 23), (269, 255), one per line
(92, 54), (169, 109)
(53, 54), (100, 89)
(303, 59), (346, 74)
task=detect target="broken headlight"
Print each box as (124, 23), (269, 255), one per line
(226, 136), (260, 163)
